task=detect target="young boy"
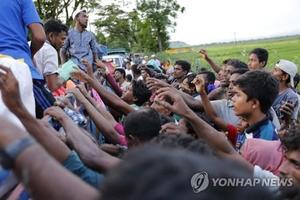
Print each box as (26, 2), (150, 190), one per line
(247, 48), (269, 70)
(232, 70), (279, 150)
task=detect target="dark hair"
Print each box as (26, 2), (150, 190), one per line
(175, 60), (191, 73)
(222, 59), (232, 65)
(131, 64), (141, 76)
(294, 73), (300, 88)
(234, 70), (279, 114)
(141, 66), (154, 77)
(126, 74), (132, 82)
(230, 68), (249, 76)
(280, 125), (300, 152)
(100, 146), (273, 200)
(198, 71), (216, 83)
(249, 48), (269, 67)
(124, 108), (161, 142)
(115, 68), (126, 79)
(226, 59), (248, 70)
(132, 80), (152, 106)
(151, 133), (217, 156)
(44, 19), (68, 35)
(185, 73), (197, 87)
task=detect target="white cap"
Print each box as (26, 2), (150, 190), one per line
(73, 10), (87, 19)
(275, 59), (297, 87)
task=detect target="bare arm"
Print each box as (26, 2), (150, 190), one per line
(0, 65), (70, 162)
(28, 23), (46, 57)
(199, 49), (221, 73)
(0, 119), (99, 200)
(71, 70), (134, 115)
(156, 90), (253, 171)
(194, 76), (228, 131)
(45, 106), (120, 172)
(67, 88), (120, 144)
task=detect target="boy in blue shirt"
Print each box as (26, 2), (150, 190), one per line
(232, 70), (279, 150)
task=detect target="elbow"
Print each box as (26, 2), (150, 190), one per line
(33, 33), (46, 47)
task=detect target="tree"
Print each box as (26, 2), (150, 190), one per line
(34, 0), (99, 26)
(136, 0), (185, 52)
(94, 0), (184, 53)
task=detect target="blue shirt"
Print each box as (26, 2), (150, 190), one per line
(0, 0), (43, 80)
(63, 151), (104, 188)
(236, 118), (278, 151)
(61, 28), (98, 70)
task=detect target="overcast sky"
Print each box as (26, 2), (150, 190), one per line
(169, 0), (300, 45)
(90, 0), (300, 45)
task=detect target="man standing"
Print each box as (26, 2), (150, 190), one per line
(33, 20), (68, 92)
(0, 0), (45, 79)
(60, 10), (99, 70)
(0, 0), (55, 120)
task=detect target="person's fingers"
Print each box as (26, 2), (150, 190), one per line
(156, 87), (172, 95)
(0, 64), (10, 73)
(154, 99), (173, 111)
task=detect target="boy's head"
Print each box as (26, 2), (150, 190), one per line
(272, 59), (297, 88)
(228, 68), (249, 98)
(173, 60), (191, 79)
(222, 59), (248, 87)
(121, 80), (151, 106)
(248, 48), (269, 70)
(232, 70), (279, 117)
(114, 68), (126, 81)
(44, 19), (68, 50)
(124, 108), (161, 147)
(279, 125), (300, 184)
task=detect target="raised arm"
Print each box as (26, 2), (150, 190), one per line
(0, 118), (99, 200)
(71, 70), (134, 115)
(0, 65), (70, 162)
(199, 49), (221, 73)
(67, 88), (120, 144)
(194, 76), (228, 131)
(156, 89), (253, 171)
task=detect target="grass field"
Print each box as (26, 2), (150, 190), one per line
(158, 36), (300, 73)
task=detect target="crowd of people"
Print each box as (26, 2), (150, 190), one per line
(0, 1), (300, 199)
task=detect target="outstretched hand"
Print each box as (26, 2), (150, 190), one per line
(70, 70), (91, 83)
(192, 75), (206, 94)
(155, 88), (191, 117)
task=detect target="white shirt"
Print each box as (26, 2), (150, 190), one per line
(33, 41), (58, 77)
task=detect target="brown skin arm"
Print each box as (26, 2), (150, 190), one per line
(28, 23), (46, 58)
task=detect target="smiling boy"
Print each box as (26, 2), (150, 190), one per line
(232, 70), (279, 150)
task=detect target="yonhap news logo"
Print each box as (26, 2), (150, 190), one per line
(190, 171), (293, 193)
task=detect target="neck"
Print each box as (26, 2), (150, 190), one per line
(119, 78), (125, 84)
(279, 83), (289, 94)
(75, 24), (84, 32)
(246, 111), (266, 126)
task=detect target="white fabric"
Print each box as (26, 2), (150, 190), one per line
(0, 56), (35, 130)
(33, 41), (59, 76)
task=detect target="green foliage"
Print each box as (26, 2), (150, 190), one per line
(94, 0), (184, 52)
(34, 0), (99, 26)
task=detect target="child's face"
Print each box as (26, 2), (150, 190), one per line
(231, 86), (253, 117)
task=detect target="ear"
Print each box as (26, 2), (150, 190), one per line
(260, 61), (266, 67)
(251, 99), (260, 110)
(133, 96), (138, 102)
(281, 73), (289, 82)
(127, 134), (140, 146)
(48, 32), (54, 41)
